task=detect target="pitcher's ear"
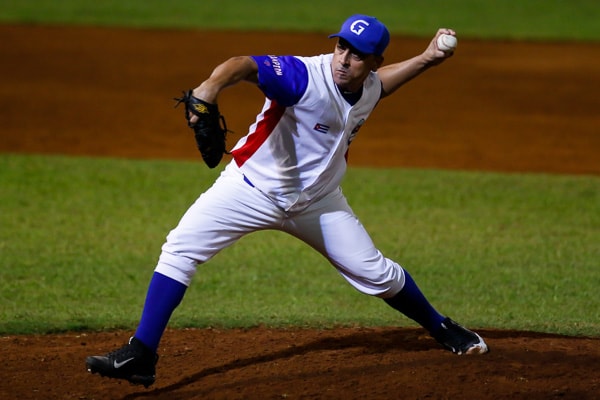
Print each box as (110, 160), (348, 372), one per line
(372, 55), (384, 71)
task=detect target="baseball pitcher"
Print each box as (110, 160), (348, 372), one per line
(86, 14), (488, 388)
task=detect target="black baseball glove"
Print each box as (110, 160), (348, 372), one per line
(174, 90), (229, 168)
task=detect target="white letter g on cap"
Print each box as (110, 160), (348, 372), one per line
(350, 19), (369, 35)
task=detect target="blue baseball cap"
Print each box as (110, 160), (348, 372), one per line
(329, 15), (390, 56)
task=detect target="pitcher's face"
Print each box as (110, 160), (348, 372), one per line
(331, 39), (382, 93)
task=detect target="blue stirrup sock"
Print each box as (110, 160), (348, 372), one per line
(134, 272), (187, 352)
(384, 269), (445, 334)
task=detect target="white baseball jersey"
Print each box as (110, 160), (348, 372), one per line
(156, 52), (405, 298)
(229, 53), (382, 212)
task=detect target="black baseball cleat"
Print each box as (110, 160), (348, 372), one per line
(86, 337), (159, 388)
(431, 317), (489, 355)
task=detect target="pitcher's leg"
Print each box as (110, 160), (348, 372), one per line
(156, 165), (284, 286)
(286, 190), (488, 355)
(285, 189), (405, 296)
(285, 190), (442, 330)
(135, 272), (187, 352)
(383, 270), (444, 332)
(86, 166), (286, 386)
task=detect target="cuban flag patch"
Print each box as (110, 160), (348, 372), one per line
(313, 123), (330, 133)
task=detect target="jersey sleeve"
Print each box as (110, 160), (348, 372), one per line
(251, 55), (308, 107)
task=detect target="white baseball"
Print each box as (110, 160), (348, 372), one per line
(437, 34), (457, 52)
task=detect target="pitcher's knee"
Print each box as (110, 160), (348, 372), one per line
(341, 260), (406, 298)
(154, 252), (197, 287)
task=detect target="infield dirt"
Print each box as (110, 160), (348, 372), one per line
(0, 25), (599, 399)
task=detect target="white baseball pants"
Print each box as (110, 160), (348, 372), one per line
(155, 163), (405, 298)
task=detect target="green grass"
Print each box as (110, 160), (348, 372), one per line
(1, 154), (598, 336)
(1, 0), (599, 41)
(1, 0), (599, 337)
